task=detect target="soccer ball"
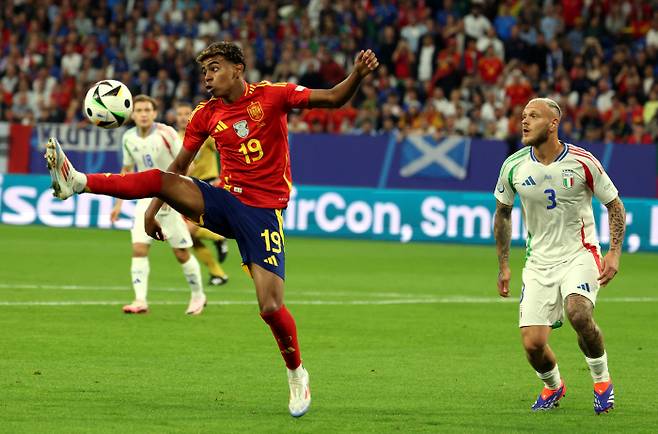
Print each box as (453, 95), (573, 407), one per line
(83, 80), (133, 129)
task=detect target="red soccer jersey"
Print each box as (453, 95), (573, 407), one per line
(184, 81), (311, 209)
(478, 56), (503, 85)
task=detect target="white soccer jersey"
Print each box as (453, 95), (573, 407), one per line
(494, 142), (618, 265)
(122, 122), (181, 171)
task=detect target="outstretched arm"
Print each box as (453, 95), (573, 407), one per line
(494, 199), (513, 297)
(599, 196), (626, 286)
(307, 49), (379, 108)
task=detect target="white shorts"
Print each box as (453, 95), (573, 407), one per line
(519, 250), (601, 327)
(130, 199), (193, 248)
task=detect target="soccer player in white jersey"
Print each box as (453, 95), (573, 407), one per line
(493, 98), (626, 414)
(109, 94), (206, 315)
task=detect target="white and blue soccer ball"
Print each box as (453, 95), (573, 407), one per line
(83, 79), (133, 129)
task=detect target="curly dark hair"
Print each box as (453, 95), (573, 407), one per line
(195, 41), (246, 67)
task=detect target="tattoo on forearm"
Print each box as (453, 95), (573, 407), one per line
(494, 202), (513, 268)
(606, 198), (626, 252)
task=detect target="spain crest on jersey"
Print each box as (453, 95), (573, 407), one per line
(562, 169), (574, 189)
(233, 120), (249, 138)
(247, 101), (264, 122)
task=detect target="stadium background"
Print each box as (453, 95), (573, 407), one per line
(1, 0), (657, 250)
(1, 1), (658, 432)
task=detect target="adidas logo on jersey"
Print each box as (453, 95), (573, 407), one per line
(522, 176), (537, 186)
(215, 120), (228, 132)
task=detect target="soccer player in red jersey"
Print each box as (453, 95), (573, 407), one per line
(45, 41), (379, 418)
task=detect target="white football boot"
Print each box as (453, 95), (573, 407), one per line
(185, 294), (207, 315)
(122, 300), (149, 314)
(44, 137), (84, 199)
(287, 365), (311, 417)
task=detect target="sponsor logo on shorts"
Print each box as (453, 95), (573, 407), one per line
(264, 255), (279, 266)
(576, 282), (591, 292)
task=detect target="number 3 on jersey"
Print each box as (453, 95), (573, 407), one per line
(544, 188), (557, 209)
(239, 139), (263, 164)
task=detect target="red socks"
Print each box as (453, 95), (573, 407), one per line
(260, 305), (302, 370)
(86, 169), (163, 199)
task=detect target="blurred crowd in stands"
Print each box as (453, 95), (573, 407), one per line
(1, 0), (658, 146)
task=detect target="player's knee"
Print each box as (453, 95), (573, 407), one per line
(566, 308), (593, 331)
(173, 248), (190, 262)
(258, 291), (283, 313)
(132, 244), (149, 257)
(259, 300), (283, 314)
(522, 335), (548, 354)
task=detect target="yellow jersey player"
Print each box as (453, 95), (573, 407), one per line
(175, 101), (229, 286)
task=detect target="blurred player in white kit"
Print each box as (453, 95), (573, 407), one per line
(110, 94), (206, 315)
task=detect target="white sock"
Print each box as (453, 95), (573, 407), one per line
(288, 365), (305, 377)
(181, 255), (204, 298)
(536, 364), (561, 390)
(73, 171), (87, 193)
(585, 351), (610, 383)
(131, 257), (149, 303)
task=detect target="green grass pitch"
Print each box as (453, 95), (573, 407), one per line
(1, 224), (657, 433)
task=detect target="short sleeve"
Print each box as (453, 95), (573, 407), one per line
(183, 103), (211, 153)
(494, 162), (517, 206)
(283, 82), (311, 111)
(590, 164), (618, 205)
(573, 152), (618, 205)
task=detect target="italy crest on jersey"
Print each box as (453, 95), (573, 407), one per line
(562, 169), (574, 189)
(247, 101), (264, 122)
(233, 120), (249, 138)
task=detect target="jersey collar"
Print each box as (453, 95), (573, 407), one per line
(530, 141), (569, 163)
(555, 141), (569, 162)
(137, 122), (157, 138)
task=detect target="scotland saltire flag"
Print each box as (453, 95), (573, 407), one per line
(399, 135), (471, 180)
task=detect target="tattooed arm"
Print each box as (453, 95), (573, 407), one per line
(599, 196), (626, 286)
(494, 199), (514, 297)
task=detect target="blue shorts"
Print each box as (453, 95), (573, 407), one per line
(193, 179), (286, 280)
